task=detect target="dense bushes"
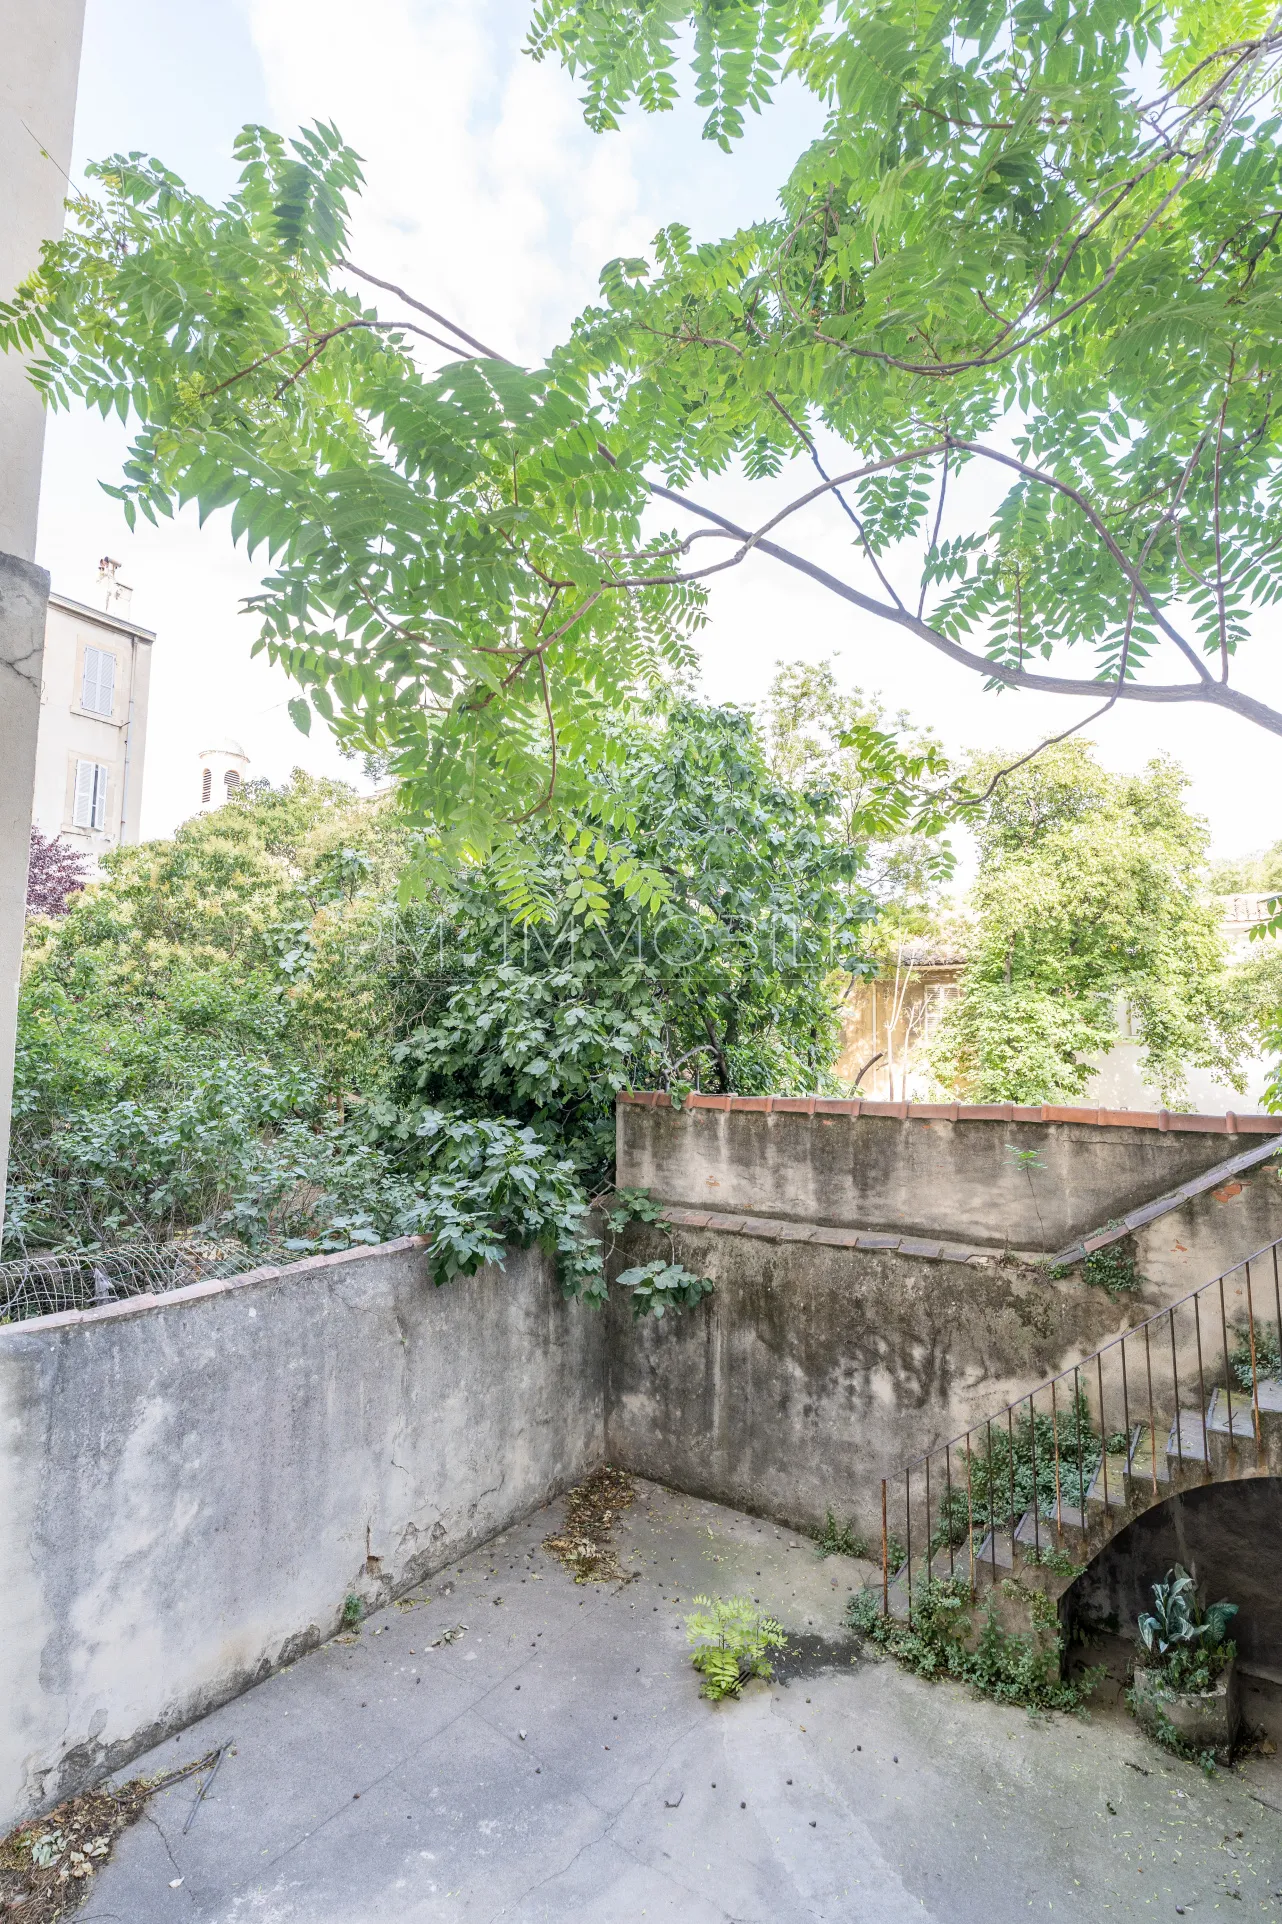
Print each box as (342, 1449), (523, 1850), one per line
(8, 702), (883, 1308)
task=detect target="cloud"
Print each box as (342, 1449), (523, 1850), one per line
(243, 0), (650, 360)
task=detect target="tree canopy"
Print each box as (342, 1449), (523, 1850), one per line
(5, 0), (1281, 871)
(10, 700), (906, 1296)
(927, 741), (1250, 1105)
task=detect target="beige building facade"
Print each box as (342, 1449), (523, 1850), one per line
(838, 900), (1277, 1114)
(31, 586), (155, 861)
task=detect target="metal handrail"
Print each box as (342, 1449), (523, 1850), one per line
(879, 1230), (1282, 1615)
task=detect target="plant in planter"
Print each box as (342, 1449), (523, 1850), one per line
(1131, 1567), (1240, 1761)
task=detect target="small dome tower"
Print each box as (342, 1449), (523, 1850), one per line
(197, 739), (250, 811)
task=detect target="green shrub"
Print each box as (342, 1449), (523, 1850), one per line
(847, 1578), (1102, 1712)
(1082, 1242), (1144, 1298)
(685, 1595), (787, 1701)
(928, 1391), (1101, 1555)
(814, 1511), (869, 1559)
(1230, 1322), (1282, 1392)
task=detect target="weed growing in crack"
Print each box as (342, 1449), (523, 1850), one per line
(686, 1595), (787, 1701)
(814, 1511), (869, 1559)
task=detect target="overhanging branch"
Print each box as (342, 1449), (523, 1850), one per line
(646, 482), (1282, 738)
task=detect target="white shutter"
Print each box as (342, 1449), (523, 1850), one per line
(81, 646), (116, 716)
(72, 761), (110, 830)
(73, 759), (96, 827)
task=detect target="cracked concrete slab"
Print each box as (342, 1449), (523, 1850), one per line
(80, 1479), (1282, 1922)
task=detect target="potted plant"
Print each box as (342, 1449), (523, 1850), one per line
(1131, 1566), (1240, 1759)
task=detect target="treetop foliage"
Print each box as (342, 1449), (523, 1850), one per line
(529, 0), (1282, 732)
(928, 740), (1254, 1105)
(1, 124), (700, 883)
(6, 0), (1282, 882)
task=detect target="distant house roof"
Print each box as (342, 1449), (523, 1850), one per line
(48, 591), (156, 642)
(885, 943), (967, 969)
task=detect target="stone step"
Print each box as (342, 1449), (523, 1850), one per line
(1166, 1407), (1213, 1467)
(1206, 1384), (1258, 1443)
(1086, 1449), (1130, 1510)
(927, 1541), (976, 1582)
(1013, 1504), (1088, 1555)
(1126, 1422), (1172, 1490)
(970, 1526), (1015, 1573)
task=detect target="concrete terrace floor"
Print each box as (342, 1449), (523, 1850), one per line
(83, 1479), (1282, 1924)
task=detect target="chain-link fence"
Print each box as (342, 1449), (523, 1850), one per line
(0, 1240), (300, 1326)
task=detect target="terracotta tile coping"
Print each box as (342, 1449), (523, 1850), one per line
(618, 1091), (1282, 1135)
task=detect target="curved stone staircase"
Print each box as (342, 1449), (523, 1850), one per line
(879, 1231), (1282, 1627)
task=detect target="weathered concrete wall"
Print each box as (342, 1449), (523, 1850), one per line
(604, 1162), (1282, 1543)
(605, 1228), (1124, 1541)
(0, 1238), (603, 1829)
(1132, 1158), (1282, 1293)
(617, 1094), (1282, 1251)
(5, 1114), (1279, 1832)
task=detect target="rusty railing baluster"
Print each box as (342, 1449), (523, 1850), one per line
(1051, 1377), (1064, 1539)
(881, 1479), (889, 1618)
(1220, 1275), (1235, 1452)
(925, 1453), (932, 1579)
(1143, 1321), (1158, 1497)
(964, 1433), (976, 1602)
(1169, 1308), (1183, 1475)
(1195, 1291), (1209, 1476)
(1096, 1350), (1109, 1511)
(987, 1419), (998, 1581)
(1028, 1393), (1040, 1558)
(1121, 1332), (1131, 1449)
(1007, 1405), (1017, 1547)
(944, 1446), (955, 1579)
(905, 1468), (912, 1617)
(1246, 1260), (1262, 1462)
(1073, 1366), (1086, 1523)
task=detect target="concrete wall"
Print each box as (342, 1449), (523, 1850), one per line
(617, 1094), (1282, 1251)
(0, 1237), (603, 1828)
(0, 552), (50, 1236)
(603, 1161), (1282, 1544)
(4, 1110), (1279, 1829)
(0, 0), (86, 558)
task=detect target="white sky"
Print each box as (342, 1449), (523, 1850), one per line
(34, 0), (1282, 860)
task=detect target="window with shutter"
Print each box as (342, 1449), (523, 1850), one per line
(72, 760), (96, 827)
(73, 761), (110, 830)
(81, 646), (117, 716)
(201, 768), (212, 803)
